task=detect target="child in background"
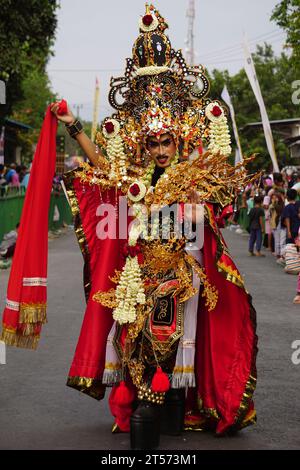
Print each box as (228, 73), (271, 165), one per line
(248, 195), (265, 257)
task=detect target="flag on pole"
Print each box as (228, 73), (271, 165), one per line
(221, 85), (243, 165)
(243, 36), (279, 172)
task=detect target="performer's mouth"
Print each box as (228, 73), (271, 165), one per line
(157, 156), (169, 165)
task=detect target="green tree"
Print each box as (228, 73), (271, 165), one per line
(271, 0), (300, 71)
(0, 0), (58, 122)
(11, 63), (57, 161)
(208, 44), (298, 171)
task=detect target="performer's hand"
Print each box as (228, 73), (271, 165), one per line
(50, 101), (75, 125)
(188, 188), (202, 205)
(186, 189), (203, 224)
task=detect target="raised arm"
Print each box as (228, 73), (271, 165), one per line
(50, 101), (102, 167)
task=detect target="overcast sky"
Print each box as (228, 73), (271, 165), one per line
(47, 0), (286, 121)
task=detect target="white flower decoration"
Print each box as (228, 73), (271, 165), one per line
(127, 181), (147, 202)
(139, 14), (159, 32)
(103, 119), (120, 139)
(205, 102), (224, 123)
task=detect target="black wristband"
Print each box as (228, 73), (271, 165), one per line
(65, 120), (83, 139)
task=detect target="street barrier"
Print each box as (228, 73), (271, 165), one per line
(0, 188), (73, 243)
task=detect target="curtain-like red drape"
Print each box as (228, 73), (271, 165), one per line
(1, 106), (61, 349)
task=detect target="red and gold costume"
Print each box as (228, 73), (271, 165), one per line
(64, 4), (258, 435)
(1, 4), (258, 436)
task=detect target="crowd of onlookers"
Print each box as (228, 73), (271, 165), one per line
(231, 168), (300, 304)
(0, 163), (31, 193)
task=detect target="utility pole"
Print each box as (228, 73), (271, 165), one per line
(91, 77), (100, 142)
(186, 0), (195, 66)
(73, 104), (83, 119)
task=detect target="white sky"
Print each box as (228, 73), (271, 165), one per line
(47, 0), (286, 121)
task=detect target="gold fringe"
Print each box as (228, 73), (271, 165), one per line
(234, 374), (257, 426)
(19, 303), (47, 324)
(240, 409), (257, 429)
(66, 376), (105, 401)
(172, 365), (194, 373)
(1, 328), (40, 350)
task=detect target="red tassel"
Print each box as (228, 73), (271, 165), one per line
(151, 366), (170, 393)
(114, 381), (134, 407)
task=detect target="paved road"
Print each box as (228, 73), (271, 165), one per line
(0, 228), (300, 450)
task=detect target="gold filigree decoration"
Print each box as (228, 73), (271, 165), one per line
(127, 358), (145, 388)
(217, 260), (244, 289)
(185, 253), (218, 311)
(127, 304), (149, 340)
(146, 152), (260, 209)
(92, 288), (117, 308)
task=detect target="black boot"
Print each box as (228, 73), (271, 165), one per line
(161, 388), (185, 435)
(130, 401), (161, 450)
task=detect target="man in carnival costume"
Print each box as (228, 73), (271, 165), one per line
(2, 4), (257, 449)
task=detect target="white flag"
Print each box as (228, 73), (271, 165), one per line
(221, 85), (243, 165)
(243, 36), (279, 172)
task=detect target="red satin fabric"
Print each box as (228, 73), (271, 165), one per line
(197, 224), (257, 434)
(2, 107), (57, 335)
(68, 181), (128, 380)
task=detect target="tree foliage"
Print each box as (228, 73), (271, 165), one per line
(11, 63), (57, 161)
(272, 0), (300, 71)
(0, 0), (58, 121)
(208, 44), (298, 171)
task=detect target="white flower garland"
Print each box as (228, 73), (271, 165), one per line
(208, 116), (232, 156)
(106, 134), (127, 181)
(113, 153), (180, 325)
(113, 255), (146, 325)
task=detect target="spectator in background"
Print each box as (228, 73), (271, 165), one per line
(0, 164), (6, 186)
(20, 164), (31, 190)
(246, 187), (255, 214)
(269, 192), (286, 263)
(0, 223), (19, 268)
(248, 195), (265, 257)
(17, 165), (27, 184)
(263, 188), (272, 251)
(268, 173), (286, 202)
(282, 189), (300, 244)
(292, 174), (300, 193)
(5, 163), (20, 187)
(0, 164), (8, 196)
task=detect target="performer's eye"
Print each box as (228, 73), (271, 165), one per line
(148, 141), (159, 149)
(162, 139), (171, 147)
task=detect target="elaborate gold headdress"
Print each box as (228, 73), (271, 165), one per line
(95, 4), (231, 176)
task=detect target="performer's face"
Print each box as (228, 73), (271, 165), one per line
(146, 133), (177, 168)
